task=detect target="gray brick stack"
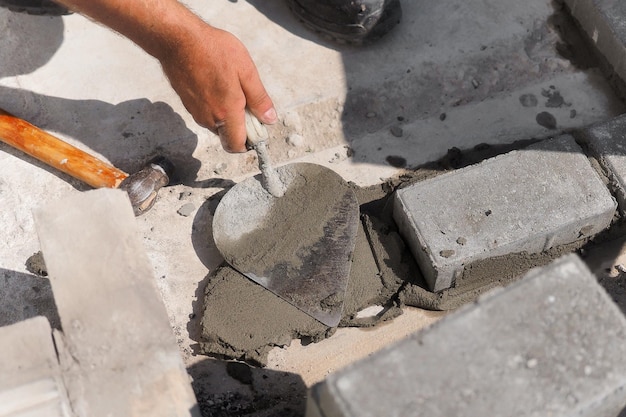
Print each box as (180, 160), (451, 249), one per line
(578, 114), (626, 213)
(306, 255), (626, 417)
(33, 189), (200, 417)
(564, 0), (626, 85)
(393, 135), (616, 292)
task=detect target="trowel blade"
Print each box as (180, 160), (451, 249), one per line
(212, 163), (359, 327)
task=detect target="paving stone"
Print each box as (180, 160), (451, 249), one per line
(33, 189), (199, 417)
(393, 135), (616, 292)
(564, 0), (626, 84)
(307, 254), (626, 417)
(0, 316), (71, 417)
(578, 114), (626, 213)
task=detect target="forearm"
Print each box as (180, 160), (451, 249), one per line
(54, 0), (207, 61)
(56, 0), (277, 153)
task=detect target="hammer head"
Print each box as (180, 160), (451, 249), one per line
(119, 156), (174, 216)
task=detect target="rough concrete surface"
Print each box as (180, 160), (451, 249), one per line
(34, 189), (199, 417)
(578, 114), (626, 212)
(564, 0), (626, 89)
(0, 316), (71, 417)
(308, 255), (626, 417)
(394, 134), (616, 292)
(2, 0), (626, 415)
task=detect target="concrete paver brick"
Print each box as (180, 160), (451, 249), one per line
(393, 135), (616, 292)
(0, 316), (71, 417)
(307, 254), (626, 417)
(578, 114), (626, 212)
(564, 0), (626, 85)
(33, 189), (199, 417)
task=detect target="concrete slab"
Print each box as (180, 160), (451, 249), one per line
(33, 189), (199, 417)
(564, 0), (626, 86)
(0, 0), (626, 413)
(578, 114), (626, 212)
(0, 316), (71, 417)
(307, 254), (626, 417)
(393, 135), (616, 292)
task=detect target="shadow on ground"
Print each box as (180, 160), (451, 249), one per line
(0, 11), (64, 78)
(0, 268), (60, 330)
(0, 86), (201, 185)
(188, 358), (307, 417)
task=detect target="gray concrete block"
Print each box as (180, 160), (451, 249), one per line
(307, 254), (626, 417)
(578, 114), (626, 213)
(393, 135), (616, 292)
(33, 189), (199, 417)
(564, 0), (626, 85)
(0, 316), (71, 417)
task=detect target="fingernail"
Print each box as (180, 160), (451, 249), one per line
(262, 108), (278, 124)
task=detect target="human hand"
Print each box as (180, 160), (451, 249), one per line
(158, 23), (277, 153)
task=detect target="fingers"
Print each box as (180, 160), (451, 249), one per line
(217, 66), (277, 153)
(216, 109), (247, 153)
(241, 70), (278, 127)
(158, 23), (276, 154)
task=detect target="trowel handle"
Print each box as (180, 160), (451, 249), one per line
(243, 109), (285, 197)
(0, 108), (129, 188)
(244, 110), (269, 147)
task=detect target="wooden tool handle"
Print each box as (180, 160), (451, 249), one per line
(0, 108), (128, 188)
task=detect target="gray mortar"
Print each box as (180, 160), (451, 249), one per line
(200, 137), (626, 367)
(254, 141), (285, 198)
(200, 218), (402, 366)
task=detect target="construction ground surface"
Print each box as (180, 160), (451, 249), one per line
(3, 0), (626, 415)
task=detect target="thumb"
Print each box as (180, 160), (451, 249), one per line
(241, 73), (277, 125)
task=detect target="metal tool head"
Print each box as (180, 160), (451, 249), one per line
(212, 162), (359, 327)
(119, 156), (174, 216)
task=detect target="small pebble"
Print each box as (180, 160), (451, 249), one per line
(282, 111), (303, 131)
(526, 358), (538, 369)
(390, 126), (403, 137)
(439, 249), (455, 258)
(213, 162), (228, 175)
(471, 78), (480, 89)
(385, 155), (407, 168)
(286, 133), (305, 147)
(177, 203), (196, 217)
(519, 94), (538, 108)
(439, 113), (447, 121)
(456, 237), (467, 245)
(179, 191), (192, 200)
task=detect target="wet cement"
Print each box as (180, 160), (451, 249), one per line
(199, 140), (617, 366)
(199, 213), (403, 366)
(212, 163), (359, 327)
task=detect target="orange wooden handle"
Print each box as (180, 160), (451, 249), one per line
(0, 109), (128, 188)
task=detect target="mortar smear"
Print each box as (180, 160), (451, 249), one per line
(199, 140), (609, 366)
(199, 216), (402, 366)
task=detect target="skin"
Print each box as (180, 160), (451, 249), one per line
(54, 0), (278, 153)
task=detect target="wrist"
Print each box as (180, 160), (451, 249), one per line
(55, 0), (212, 63)
(139, 2), (210, 63)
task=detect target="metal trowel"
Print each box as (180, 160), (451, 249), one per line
(212, 111), (359, 327)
